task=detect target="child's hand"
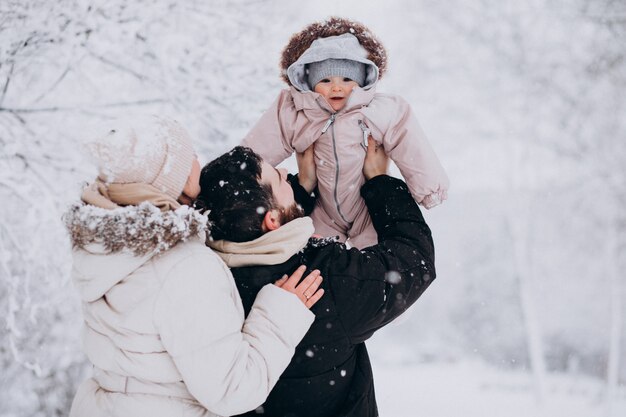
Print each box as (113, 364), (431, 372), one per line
(296, 144), (317, 193)
(363, 136), (389, 180)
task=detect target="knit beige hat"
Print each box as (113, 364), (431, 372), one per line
(86, 115), (195, 201)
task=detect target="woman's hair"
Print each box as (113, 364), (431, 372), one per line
(197, 146), (276, 242)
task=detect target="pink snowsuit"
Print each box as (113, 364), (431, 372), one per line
(242, 35), (449, 248)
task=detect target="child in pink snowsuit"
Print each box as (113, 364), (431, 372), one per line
(242, 18), (449, 248)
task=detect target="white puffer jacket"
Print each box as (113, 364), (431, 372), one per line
(67, 205), (314, 417)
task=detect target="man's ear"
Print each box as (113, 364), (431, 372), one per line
(262, 209), (282, 232)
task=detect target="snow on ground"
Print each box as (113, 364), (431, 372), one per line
(374, 360), (626, 417)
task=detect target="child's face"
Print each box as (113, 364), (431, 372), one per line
(314, 76), (360, 112)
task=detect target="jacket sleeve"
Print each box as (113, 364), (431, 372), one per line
(287, 173), (317, 215)
(327, 175), (436, 344)
(154, 250), (314, 416)
(241, 90), (297, 166)
(376, 95), (450, 208)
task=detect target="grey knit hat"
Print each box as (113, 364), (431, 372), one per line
(287, 34), (379, 92)
(86, 115), (196, 200)
(307, 59), (367, 89)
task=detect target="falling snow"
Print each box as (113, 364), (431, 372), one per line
(2, 1), (625, 416)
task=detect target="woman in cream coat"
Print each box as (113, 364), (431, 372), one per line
(64, 115), (323, 417)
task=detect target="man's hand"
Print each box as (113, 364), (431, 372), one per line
(296, 144), (317, 193)
(274, 265), (324, 309)
(363, 136), (389, 180)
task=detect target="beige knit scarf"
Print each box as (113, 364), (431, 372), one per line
(81, 179), (181, 211)
(207, 217), (315, 267)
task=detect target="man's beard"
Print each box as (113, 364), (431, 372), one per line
(278, 203), (305, 225)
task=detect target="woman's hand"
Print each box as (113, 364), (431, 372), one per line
(363, 136), (389, 180)
(296, 144), (317, 193)
(274, 265), (324, 309)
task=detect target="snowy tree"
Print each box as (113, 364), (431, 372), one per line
(574, 1), (626, 413)
(399, 0), (626, 397)
(0, 1), (284, 415)
(2, 0), (625, 415)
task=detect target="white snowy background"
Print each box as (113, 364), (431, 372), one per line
(1, 0), (625, 416)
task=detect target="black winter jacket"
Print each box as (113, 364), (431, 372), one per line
(234, 175), (436, 417)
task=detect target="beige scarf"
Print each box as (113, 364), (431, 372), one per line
(81, 179), (181, 211)
(207, 217), (315, 267)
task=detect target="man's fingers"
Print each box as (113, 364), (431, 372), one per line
(297, 144), (314, 161)
(363, 135), (389, 180)
(367, 136), (383, 152)
(301, 143), (314, 154)
(305, 288), (324, 308)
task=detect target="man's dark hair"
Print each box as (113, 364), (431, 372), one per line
(196, 146), (276, 242)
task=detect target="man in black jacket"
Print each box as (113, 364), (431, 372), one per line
(196, 139), (436, 417)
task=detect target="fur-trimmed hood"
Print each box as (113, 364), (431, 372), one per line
(64, 202), (208, 256)
(64, 202), (209, 302)
(286, 34), (379, 92)
(280, 17), (388, 86)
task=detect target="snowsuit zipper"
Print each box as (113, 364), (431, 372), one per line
(321, 113), (350, 226)
(321, 114), (335, 134)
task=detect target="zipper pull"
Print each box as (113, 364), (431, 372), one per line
(321, 113), (336, 134)
(358, 120), (371, 150)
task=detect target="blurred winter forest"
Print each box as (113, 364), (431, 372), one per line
(1, 0), (625, 416)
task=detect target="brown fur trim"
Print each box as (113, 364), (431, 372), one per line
(63, 202), (209, 256)
(280, 17), (388, 85)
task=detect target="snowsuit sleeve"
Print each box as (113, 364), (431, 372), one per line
(154, 251), (314, 416)
(369, 95), (450, 208)
(241, 90), (297, 166)
(324, 175), (436, 344)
